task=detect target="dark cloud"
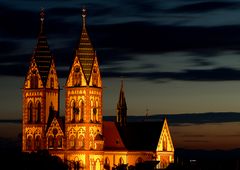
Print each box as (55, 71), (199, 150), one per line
(143, 112), (240, 125)
(191, 58), (213, 67)
(0, 41), (20, 55)
(90, 23), (240, 56)
(0, 4), (38, 39)
(169, 1), (240, 13)
(102, 67), (240, 82)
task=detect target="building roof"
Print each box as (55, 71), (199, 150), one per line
(75, 8), (96, 84)
(120, 121), (164, 151)
(33, 9), (53, 86)
(103, 121), (127, 151)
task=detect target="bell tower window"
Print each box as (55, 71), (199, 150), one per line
(80, 101), (84, 122)
(35, 136), (41, 150)
(73, 66), (81, 87)
(27, 136), (33, 151)
(36, 102), (41, 123)
(28, 101), (33, 123)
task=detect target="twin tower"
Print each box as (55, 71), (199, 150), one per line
(22, 8), (126, 163)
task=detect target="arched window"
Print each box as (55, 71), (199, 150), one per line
(93, 108), (97, 122)
(28, 101), (33, 123)
(79, 101), (84, 122)
(35, 136), (41, 150)
(71, 100), (77, 122)
(96, 101), (99, 122)
(27, 136), (33, 151)
(104, 157), (110, 170)
(119, 157), (124, 165)
(73, 66), (81, 86)
(57, 136), (63, 148)
(95, 159), (101, 170)
(36, 102), (41, 123)
(48, 136), (54, 149)
(69, 135), (76, 149)
(78, 135), (84, 149)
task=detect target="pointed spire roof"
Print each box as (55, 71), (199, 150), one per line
(33, 9), (53, 86)
(76, 8), (96, 84)
(117, 80), (127, 110)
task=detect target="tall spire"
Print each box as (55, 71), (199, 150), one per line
(76, 7), (96, 84)
(117, 80), (127, 127)
(33, 9), (53, 85)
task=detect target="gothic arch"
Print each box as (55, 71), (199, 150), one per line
(69, 135), (76, 149)
(48, 135), (54, 149)
(104, 157), (110, 170)
(36, 101), (41, 123)
(28, 101), (33, 123)
(95, 159), (101, 170)
(70, 100), (76, 122)
(77, 134), (84, 149)
(119, 157), (124, 165)
(95, 100), (99, 122)
(79, 100), (84, 122)
(35, 135), (41, 150)
(57, 135), (63, 148)
(26, 135), (33, 151)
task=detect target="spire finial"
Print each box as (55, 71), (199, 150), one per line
(121, 79), (124, 90)
(82, 7), (87, 27)
(40, 8), (45, 34)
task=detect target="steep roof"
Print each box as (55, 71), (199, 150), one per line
(46, 114), (65, 135)
(103, 121), (126, 151)
(75, 8), (96, 84)
(33, 9), (53, 86)
(120, 121), (164, 151)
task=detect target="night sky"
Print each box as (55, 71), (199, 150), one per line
(1, 0), (240, 149)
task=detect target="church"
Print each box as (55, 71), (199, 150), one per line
(22, 8), (174, 170)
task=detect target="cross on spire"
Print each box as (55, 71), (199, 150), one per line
(82, 7), (87, 28)
(40, 8), (45, 34)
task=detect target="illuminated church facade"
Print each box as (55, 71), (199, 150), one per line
(22, 9), (174, 170)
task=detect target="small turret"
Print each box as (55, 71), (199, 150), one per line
(116, 80), (127, 127)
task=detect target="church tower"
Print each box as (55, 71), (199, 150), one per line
(65, 8), (104, 169)
(116, 80), (127, 127)
(22, 9), (60, 152)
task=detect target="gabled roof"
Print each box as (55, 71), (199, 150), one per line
(33, 9), (53, 86)
(103, 121), (126, 151)
(120, 121), (164, 151)
(75, 8), (96, 84)
(46, 113), (65, 135)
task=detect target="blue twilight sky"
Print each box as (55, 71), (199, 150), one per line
(2, 0), (240, 119)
